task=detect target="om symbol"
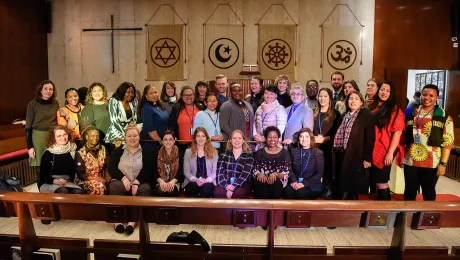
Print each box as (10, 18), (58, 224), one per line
(327, 40), (357, 70)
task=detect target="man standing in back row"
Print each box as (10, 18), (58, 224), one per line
(331, 71), (344, 106)
(216, 74), (229, 105)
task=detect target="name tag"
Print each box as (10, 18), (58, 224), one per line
(298, 177), (304, 182)
(230, 177), (236, 184)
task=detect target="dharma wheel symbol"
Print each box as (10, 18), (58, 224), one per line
(262, 39), (292, 70)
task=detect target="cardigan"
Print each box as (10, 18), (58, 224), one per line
(219, 99), (255, 140)
(80, 103), (110, 139)
(284, 101), (314, 141)
(107, 146), (155, 185)
(105, 98), (137, 143)
(193, 109), (221, 148)
(183, 148), (218, 187)
(39, 150), (76, 188)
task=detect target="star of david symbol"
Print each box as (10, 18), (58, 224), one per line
(262, 39), (292, 70)
(150, 38), (180, 68)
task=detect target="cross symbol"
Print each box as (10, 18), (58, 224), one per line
(82, 15), (142, 73)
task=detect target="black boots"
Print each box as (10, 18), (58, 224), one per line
(377, 188), (391, 201)
(341, 192), (358, 200)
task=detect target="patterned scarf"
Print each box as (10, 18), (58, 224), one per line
(158, 145), (179, 181)
(333, 110), (359, 149)
(47, 142), (77, 158)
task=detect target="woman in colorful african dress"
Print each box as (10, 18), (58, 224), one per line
(75, 126), (108, 195)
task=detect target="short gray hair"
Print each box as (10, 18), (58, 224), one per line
(290, 85), (306, 96)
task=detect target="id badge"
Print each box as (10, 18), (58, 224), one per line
(230, 177), (236, 184)
(214, 129), (219, 136)
(415, 135), (421, 144)
(298, 177), (304, 182)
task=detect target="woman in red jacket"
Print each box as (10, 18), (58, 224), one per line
(368, 81), (404, 200)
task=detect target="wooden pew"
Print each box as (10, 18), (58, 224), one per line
(1, 192), (460, 260)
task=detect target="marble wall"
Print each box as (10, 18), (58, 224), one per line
(48, 0), (374, 105)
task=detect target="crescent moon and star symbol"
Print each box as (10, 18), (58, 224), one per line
(208, 38), (239, 69)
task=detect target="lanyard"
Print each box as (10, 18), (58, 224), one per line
(287, 103), (301, 122)
(416, 107), (435, 130)
(197, 154), (205, 176)
(185, 106), (195, 125)
(300, 148), (311, 176)
(231, 154), (242, 177)
(262, 113), (268, 126)
(206, 111), (219, 129)
(317, 113), (327, 135)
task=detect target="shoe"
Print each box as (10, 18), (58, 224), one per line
(125, 225), (134, 235)
(327, 227), (336, 230)
(41, 220), (51, 225)
(115, 224), (125, 234)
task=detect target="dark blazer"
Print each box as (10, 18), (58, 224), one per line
(167, 102), (182, 136)
(333, 108), (375, 193)
(107, 147), (156, 185)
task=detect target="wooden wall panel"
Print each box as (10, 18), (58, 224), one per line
(373, 0), (458, 107)
(0, 0), (49, 125)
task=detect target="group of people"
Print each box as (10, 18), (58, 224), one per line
(25, 71), (455, 233)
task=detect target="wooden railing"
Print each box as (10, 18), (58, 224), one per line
(1, 192), (460, 259)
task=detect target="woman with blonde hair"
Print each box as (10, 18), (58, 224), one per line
(365, 78), (379, 105)
(274, 74), (292, 108)
(214, 130), (254, 199)
(107, 125), (155, 235)
(183, 127), (218, 197)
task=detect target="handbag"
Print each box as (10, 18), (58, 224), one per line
(166, 230), (210, 252)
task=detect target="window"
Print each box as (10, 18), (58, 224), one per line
(415, 71), (446, 108)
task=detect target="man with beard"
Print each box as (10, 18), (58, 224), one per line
(215, 74), (229, 105)
(306, 79), (319, 110)
(331, 71), (344, 106)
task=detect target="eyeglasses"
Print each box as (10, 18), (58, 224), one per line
(307, 85), (318, 89)
(291, 93), (304, 97)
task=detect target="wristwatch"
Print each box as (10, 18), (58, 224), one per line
(439, 161), (448, 167)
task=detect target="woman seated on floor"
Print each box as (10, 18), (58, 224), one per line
(155, 130), (182, 197)
(284, 128), (324, 200)
(39, 125), (84, 224)
(183, 127), (218, 198)
(214, 130), (254, 199)
(74, 126), (108, 195)
(107, 125), (155, 235)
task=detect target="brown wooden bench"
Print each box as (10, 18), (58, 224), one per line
(1, 192), (460, 259)
(0, 124), (36, 187)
